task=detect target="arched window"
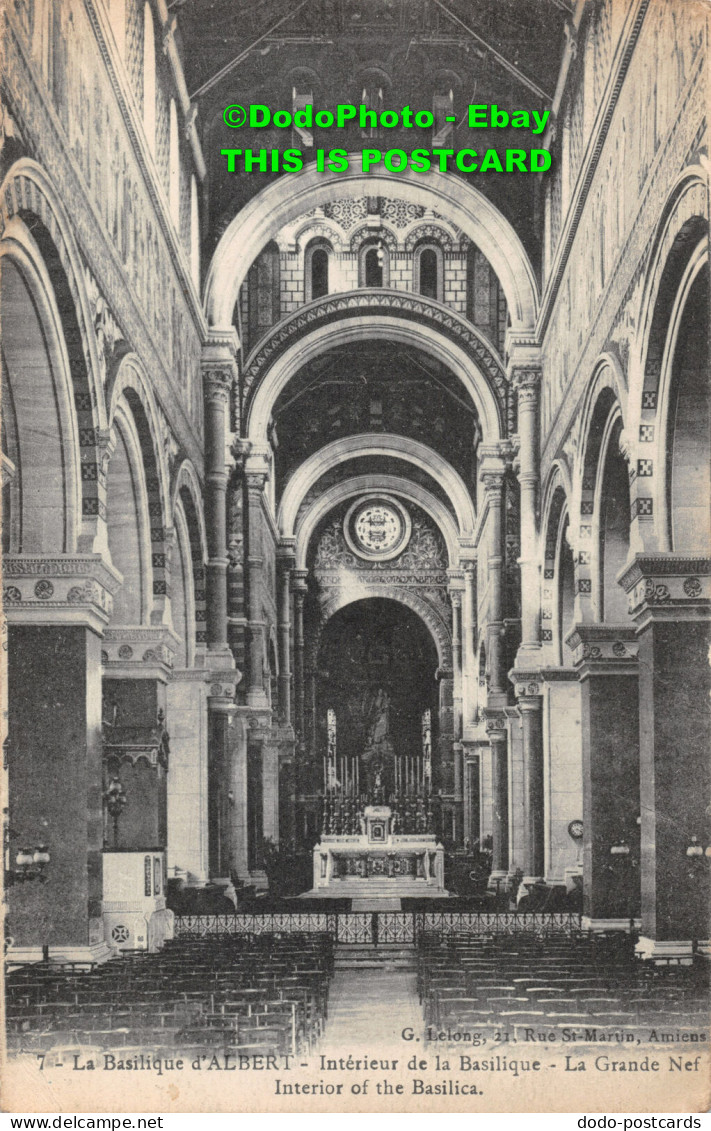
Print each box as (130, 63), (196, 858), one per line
(304, 239), (331, 301)
(666, 266), (710, 553)
(415, 242), (443, 301)
(360, 240), (388, 287)
(143, 3), (156, 151)
(168, 100), (180, 227)
(311, 248), (329, 298)
(190, 175), (200, 289)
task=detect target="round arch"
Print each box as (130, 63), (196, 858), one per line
(655, 249), (709, 553)
(109, 354), (172, 617)
(171, 495), (197, 668)
(107, 401), (154, 626)
(573, 354), (628, 509)
(247, 304), (506, 444)
(540, 464), (574, 664)
(0, 223), (82, 555)
(292, 218), (345, 254)
(293, 475), (461, 571)
(171, 458), (208, 563)
(626, 169), (708, 551)
(629, 169), (708, 436)
(318, 587), (452, 671)
(204, 165), (538, 330)
(108, 353), (170, 520)
(1, 161), (109, 549)
(279, 434), (476, 540)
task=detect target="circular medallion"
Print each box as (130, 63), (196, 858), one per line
(344, 496), (411, 561)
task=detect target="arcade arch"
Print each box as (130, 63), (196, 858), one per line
(205, 166), (539, 331)
(279, 434), (476, 544)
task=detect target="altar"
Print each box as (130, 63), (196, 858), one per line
(308, 806), (446, 899)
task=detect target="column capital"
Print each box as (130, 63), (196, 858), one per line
(204, 326), (240, 358)
(480, 468), (506, 496)
(565, 623), (639, 675)
(505, 331), (540, 368)
(618, 554), (711, 627)
(292, 569), (309, 596)
(511, 367), (542, 404)
(230, 437), (252, 466)
(202, 366), (233, 405)
(482, 709), (507, 736)
(277, 539), (297, 569)
(479, 439), (517, 465)
(245, 470), (268, 494)
(3, 554), (122, 634)
(508, 668), (544, 701)
(102, 624), (181, 679)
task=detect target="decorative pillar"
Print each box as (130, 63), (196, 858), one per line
(462, 559), (478, 726)
(480, 459), (507, 698)
(567, 624), (641, 930)
(619, 555), (711, 960)
(166, 669), (210, 885)
(226, 714), (249, 882)
(202, 357), (234, 653)
(245, 467), (269, 708)
(449, 583), (464, 737)
(276, 543), (295, 724)
(292, 570), (308, 740)
(484, 712), (509, 883)
(511, 672), (545, 884)
(511, 359), (542, 656)
(3, 554), (121, 965)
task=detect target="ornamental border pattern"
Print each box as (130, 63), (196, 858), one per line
(242, 292), (508, 431)
(541, 44), (706, 475)
(2, 13), (204, 471)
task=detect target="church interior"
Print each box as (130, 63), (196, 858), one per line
(1, 0), (710, 1071)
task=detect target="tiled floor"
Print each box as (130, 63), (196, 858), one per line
(324, 969), (424, 1049)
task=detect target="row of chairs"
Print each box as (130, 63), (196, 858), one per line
(418, 931), (709, 1048)
(6, 932), (335, 1060)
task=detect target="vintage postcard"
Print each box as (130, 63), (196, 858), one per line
(0, 0), (709, 1116)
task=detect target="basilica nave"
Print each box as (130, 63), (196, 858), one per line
(1, 0), (709, 1037)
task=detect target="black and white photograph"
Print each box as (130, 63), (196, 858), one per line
(0, 0), (709, 1116)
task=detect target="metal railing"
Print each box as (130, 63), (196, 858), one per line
(173, 909), (582, 943)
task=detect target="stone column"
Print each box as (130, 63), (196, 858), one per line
(245, 468), (269, 709)
(462, 559), (478, 726)
(620, 555), (711, 960)
(206, 676), (239, 882)
(227, 714), (249, 882)
(511, 672), (545, 883)
(276, 543), (295, 724)
(201, 357), (234, 653)
(567, 624), (641, 930)
(511, 360), (542, 655)
(3, 554), (121, 965)
(484, 711), (509, 882)
(479, 453), (508, 700)
(166, 669), (210, 885)
(449, 584), (464, 738)
(292, 570), (308, 739)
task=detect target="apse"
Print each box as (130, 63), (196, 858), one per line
(316, 598), (439, 801)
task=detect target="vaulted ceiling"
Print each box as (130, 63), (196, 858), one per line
(176, 0), (569, 273)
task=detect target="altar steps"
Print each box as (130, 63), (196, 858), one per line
(335, 945), (416, 971)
